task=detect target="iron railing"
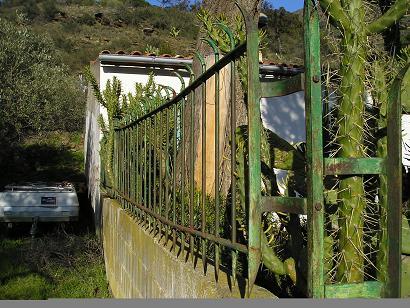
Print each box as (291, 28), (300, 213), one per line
(99, 1), (404, 298)
(102, 5), (259, 293)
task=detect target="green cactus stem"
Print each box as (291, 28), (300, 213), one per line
(320, 0), (409, 283)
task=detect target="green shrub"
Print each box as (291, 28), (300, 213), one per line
(41, 0), (60, 21)
(22, 0), (41, 21)
(77, 13), (96, 26)
(61, 18), (81, 33)
(0, 17), (85, 150)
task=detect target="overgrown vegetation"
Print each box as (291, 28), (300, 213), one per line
(317, 0), (409, 285)
(0, 132), (110, 299)
(0, 230), (110, 299)
(0, 16), (85, 163)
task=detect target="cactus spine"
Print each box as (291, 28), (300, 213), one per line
(319, 0), (409, 283)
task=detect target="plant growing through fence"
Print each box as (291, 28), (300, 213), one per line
(318, 0), (409, 284)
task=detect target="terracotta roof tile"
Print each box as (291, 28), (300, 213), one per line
(97, 50), (304, 71)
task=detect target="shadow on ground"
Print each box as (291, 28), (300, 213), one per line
(0, 132), (110, 299)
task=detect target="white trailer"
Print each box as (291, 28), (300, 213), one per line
(0, 182), (79, 223)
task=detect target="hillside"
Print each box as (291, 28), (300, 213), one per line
(0, 1), (305, 73)
(1, 1), (406, 75)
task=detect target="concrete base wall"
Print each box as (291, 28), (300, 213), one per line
(102, 198), (275, 298)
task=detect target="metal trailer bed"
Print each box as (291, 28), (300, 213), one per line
(0, 182), (79, 223)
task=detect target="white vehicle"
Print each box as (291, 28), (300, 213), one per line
(0, 182), (79, 223)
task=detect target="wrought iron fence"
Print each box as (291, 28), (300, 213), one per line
(101, 5), (258, 292)
(98, 0), (404, 298)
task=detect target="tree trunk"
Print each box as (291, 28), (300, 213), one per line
(189, 0), (259, 198)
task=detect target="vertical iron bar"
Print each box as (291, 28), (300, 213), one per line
(304, 0), (324, 298)
(159, 111), (163, 241)
(172, 103), (177, 252)
(190, 89), (195, 262)
(135, 124), (140, 218)
(214, 51), (220, 281)
(237, 3), (262, 296)
(385, 64), (407, 297)
(181, 97), (186, 257)
(165, 107), (170, 245)
(230, 59), (237, 285)
(153, 114), (157, 234)
(120, 128), (122, 203)
(148, 116), (152, 230)
(201, 78), (207, 273)
(144, 119), (148, 226)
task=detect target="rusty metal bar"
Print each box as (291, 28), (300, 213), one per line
(213, 44), (221, 281)
(260, 74), (304, 98)
(324, 158), (386, 175)
(384, 64), (407, 297)
(158, 112), (163, 240)
(261, 196), (307, 215)
(165, 107), (170, 244)
(237, 3), (262, 296)
(304, 0), (324, 298)
(115, 43), (247, 131)
(189, 87), (195, 261)
(172, 103), (177, 253)
(230, 58), (237, 284)
(110, 187), (248, 253)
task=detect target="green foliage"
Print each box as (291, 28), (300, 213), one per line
(22, 0), (41, 20)
(170, 26), (181, 38)
(196, 7), (266, 54)
(76, 13), (96, 26)
(66, 0), (96, 5)
(41, 0), (59, 21)
(100, 0), (149, 7)
(144, 44), (160, 55)
(0, 234), (110, 299)
(0, 17), (84, 153)
(261, 3), (304, 64)
(398, 47), (410, 113)
(319, 0), (409, 284)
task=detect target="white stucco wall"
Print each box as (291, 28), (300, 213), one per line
(99, 65), (190, 125)
(85, 62), (190, 233)
(260, 91), (306, 194)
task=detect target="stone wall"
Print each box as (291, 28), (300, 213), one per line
(101, 198), (275, 299)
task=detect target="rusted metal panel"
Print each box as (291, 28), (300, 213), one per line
(260, 74), (304, 98)
(324, 282), (383, 299)
(324, 158), (386, 175)
(261, 196), (307, 215)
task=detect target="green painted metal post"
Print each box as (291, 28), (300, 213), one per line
(237, 3), (262, 296)
(304, 0), (325, 298)
(385, 64), (408, 297)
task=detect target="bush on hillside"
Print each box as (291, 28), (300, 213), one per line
(0, 16), (85, 152)
(41, 0), (60, 21)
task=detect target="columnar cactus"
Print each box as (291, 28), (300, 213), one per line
(319, 0), (409, 283)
